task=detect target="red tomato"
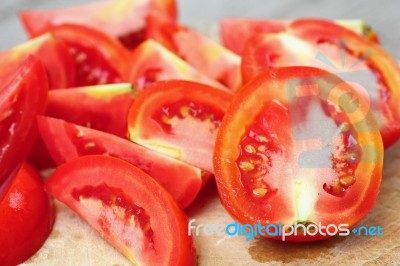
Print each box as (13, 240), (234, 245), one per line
(147, 13), (242, 90)
(0, 33), (75, 89)
(19, 0), (177, 49)
(0, 163), (54, 266)
(129, 39), (228, 91)
(46, 155), (196, 265)
(128, 80), (233, 172)
(47, 24), (130, 87)
(214, 67), (383, 241)
(37, 116), (206, 208)
(0, 56), (48, 186)
(242, 18), (400, 148)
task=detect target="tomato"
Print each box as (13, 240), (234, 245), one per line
(147, 13), (242, 90)
(129, 39), (228, 91)
(242, 18), (400, 148)
(214, 67), (383, 241)
(37, 116), (206, 208)
(46, 155), (196, 265)
(0, 33), (75, 89)
(128, 80), (232, 172)
(47, 24), (130, 87)
(0, 56), (48, 186)
(0, 163), (54, 266)
(19, 0), (177, 49)
(220, 18), (378, 55)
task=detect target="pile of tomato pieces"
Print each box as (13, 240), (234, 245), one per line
(1, 0), (399, 265)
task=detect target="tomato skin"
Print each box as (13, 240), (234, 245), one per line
(214, 67), (383, 241)
(0, 163), (54, 266)
(45, 155), (196, 265)
(128, 80), (233, 172)
(37, 116), (204, 208)
(0, 55), (48, 186)
(129, 39), (228, 91)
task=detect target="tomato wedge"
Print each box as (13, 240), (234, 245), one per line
(46, 155), (196, 265)
(0, 33), (75, 89)
(214, 67), (383, 241)
(37, 116), (205, 208)
(19, 0), (177, 49)
(46, 24), (130, 87)
(147, 13), (242, 90)
(220, 18), (378, 55)
(0, 56), (48, 186)
(242, 19), (400, 148)
(129, 39), (228, 91)
(128, 80), (232, 172)
(0, 163), (54, 266)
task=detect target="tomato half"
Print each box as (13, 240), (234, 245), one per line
(37, 116), (205, 208)
(46, 155), (196, 265)
(19, 0), (177, 49)
(0, 33), (75, 89)
(220, 18), (378, 55)
(0, 56), (48, 186)
(129, 39), (228, 91)
(214, 67), (383, 241)
(0, 163), (54, 266)
(147, 13), (242, 90)
(128, 80), (232, 172)
(242, 19), (400, 148)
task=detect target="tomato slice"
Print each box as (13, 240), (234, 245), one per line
(129, 39), (228, 91)
(0, 33), (75, 89)
(46, 155), (196, 265)
(19, 0), (177, 49)
(220, 18), (378, 55)
(37, 116), (205, 208)
(0, 163), (54, 266)
(147, 13), (242, 91)
(0, 56), (48, 186)
(214, 67), (383, 241)
(46, 24), (130, 87)
(242, 19), (400, 148)
(128, 80), (232, 172)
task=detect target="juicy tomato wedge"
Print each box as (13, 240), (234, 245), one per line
(129, 39), (228, 91)
(46, 155), (196, 265)
(19, 0), (177, 49)
(47, 24), (130, 87)
(0, 33), (75, 89)
(0, 163), (54, 266)
(214, 67), (383, 241)
(0, 56), (48, 186)
(128, 80), (232, 172)
(242, 18), (400, 148)
(37, 116), (206, 208)
(147, 13), (242, 90)
(220, 18), (378, 55)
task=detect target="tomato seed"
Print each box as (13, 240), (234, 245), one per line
(239, 161), (255, 171)
(252, 188), (267, 197)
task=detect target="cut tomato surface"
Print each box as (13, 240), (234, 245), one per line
(0, 33), (75, 89)
(129, 39), (228, 91)
(0, 163), (54, 266)
(242, 18), (400, 148)
(47, 24), (130, 87)
(46, 155), (196, 265)
(37, 116), (205, 208)
(214, 67), (383, 241)
(19, 0), (177, 49)
(147, 13), (242, 90)
(0, 56), (48, 186)
(128, 80), (232, 172)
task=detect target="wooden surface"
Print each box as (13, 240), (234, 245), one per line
(22, 141), (400, 266)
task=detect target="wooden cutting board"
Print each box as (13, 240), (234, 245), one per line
(22, 141), (400, 266)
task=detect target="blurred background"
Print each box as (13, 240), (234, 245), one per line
(1, 0), (399, 57)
